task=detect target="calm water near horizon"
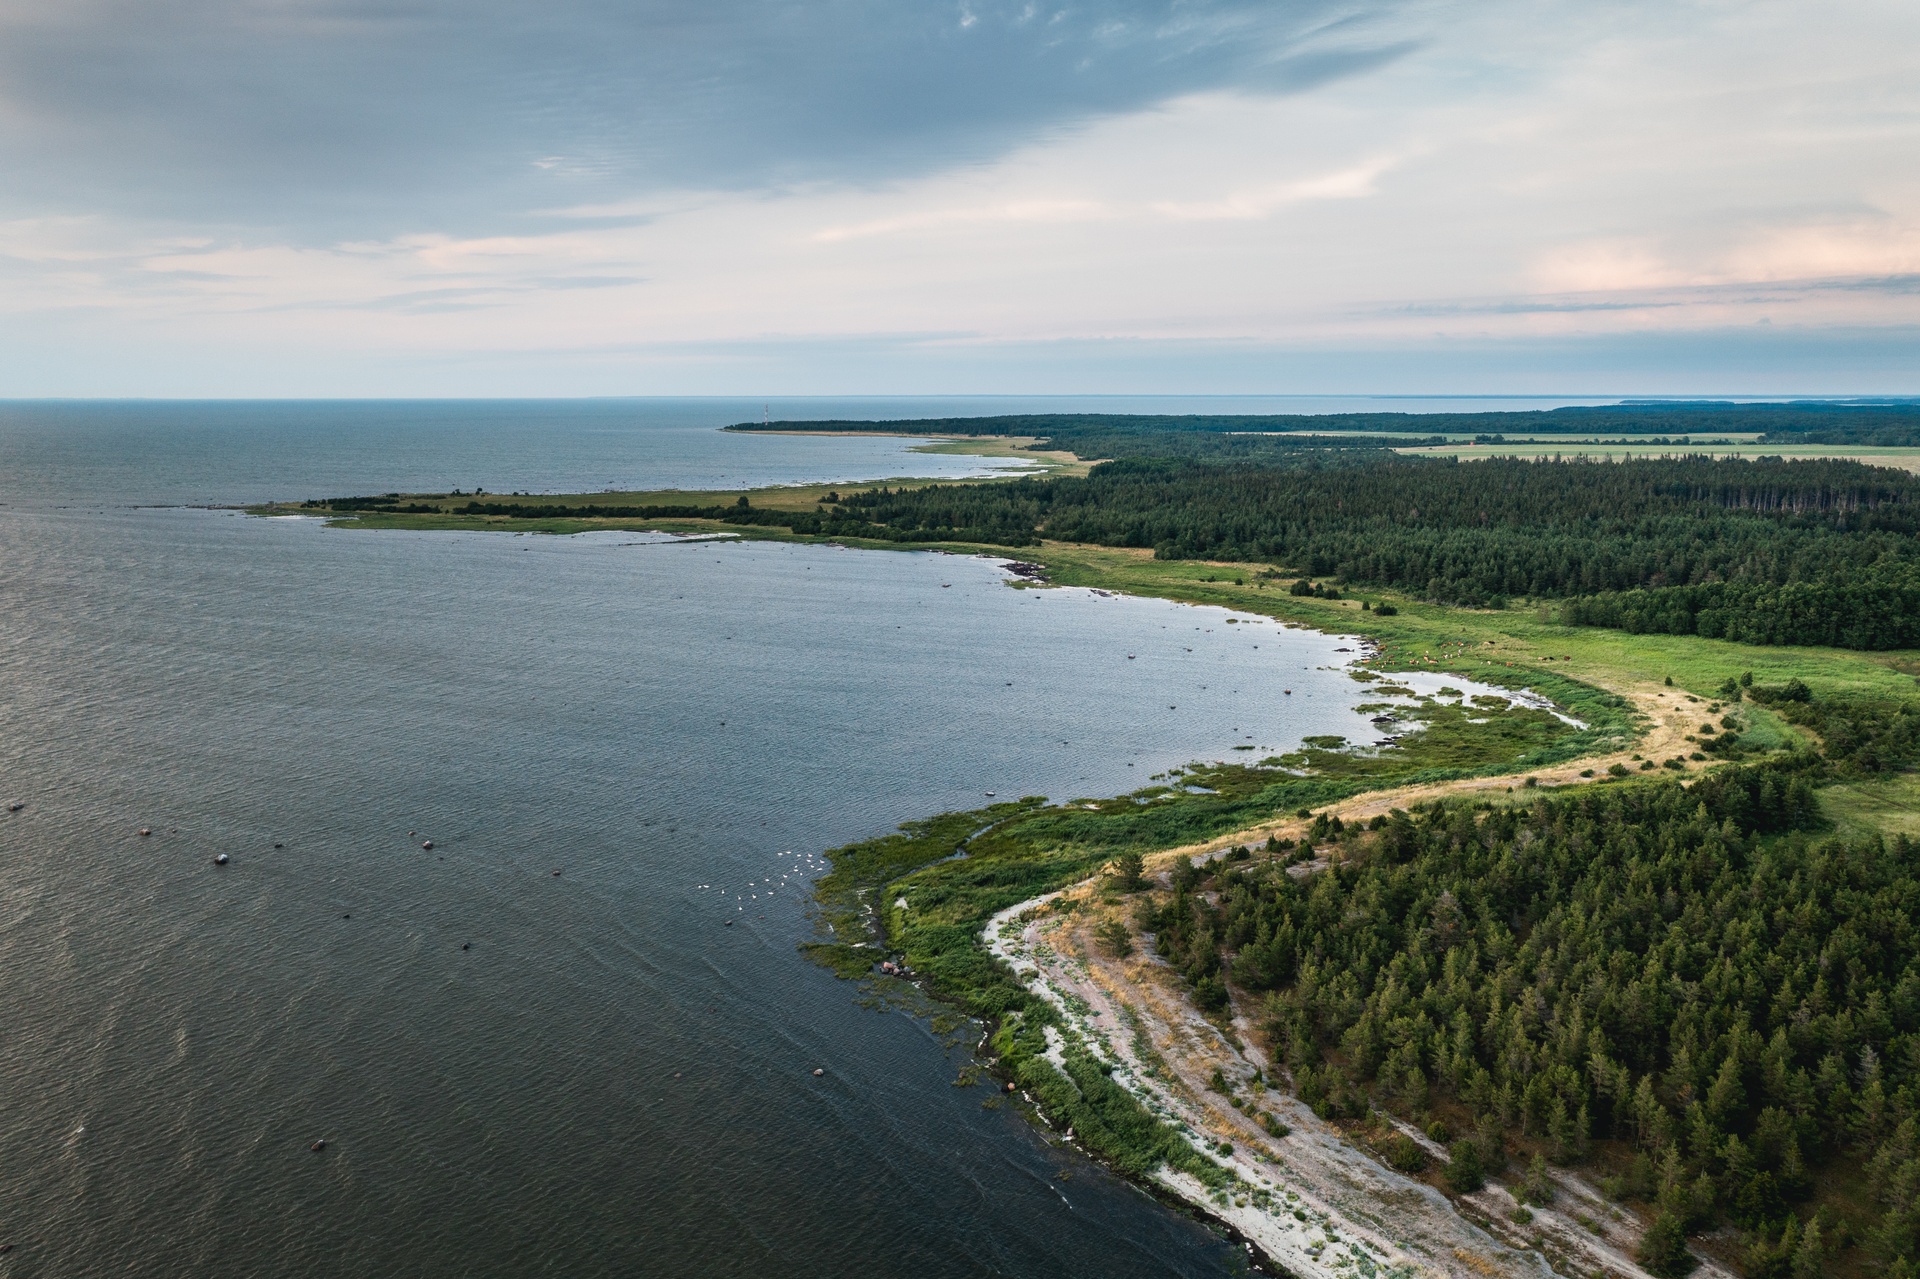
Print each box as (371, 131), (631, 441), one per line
(0, 398), (1586, 1276)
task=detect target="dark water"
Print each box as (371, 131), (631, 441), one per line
(0, 395), (1611, 508)
(0, 399), (1527, 1277)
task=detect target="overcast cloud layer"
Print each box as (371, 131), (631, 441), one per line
(1, 0), (1916, 394)
(0, 0), (1403, 232)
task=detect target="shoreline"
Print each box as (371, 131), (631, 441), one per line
(979, 831), (1744, 1279)
(910, 569), (1758, 1278)
(254, 487), (1914, 1276)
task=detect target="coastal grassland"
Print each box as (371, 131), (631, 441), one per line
(261, 481), (1051, 540)
(897, 434), (1093, 477)
(1275, 431), (1767, 445)
(1018, 542), (1920, 705)
(251, 433), (1084, 530)
(1823, 774), (1920, 840)
(1391, 439), (1920, 473)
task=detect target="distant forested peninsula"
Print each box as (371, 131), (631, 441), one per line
(726, 401), (1920, 458)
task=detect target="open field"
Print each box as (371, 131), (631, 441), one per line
(1260, 430), (1767, 445)
(1821, 772), (1920, 840)
(1024, 543), (1920, 703)
(1391, 439), (1920, 472)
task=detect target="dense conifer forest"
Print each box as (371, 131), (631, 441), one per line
(1127, 680), (1920, 1274)
(781, 453), (1920, 649)
(1145, 757), (1920, 1275)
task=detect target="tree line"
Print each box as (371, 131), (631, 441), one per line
(814, 455), (1920, 645)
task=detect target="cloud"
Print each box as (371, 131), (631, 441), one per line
(0, 0), (1411, 236)
(1150, 156), (1398, 220)
(810, 199), (1113, 243)
(2, 0), (1918, 393)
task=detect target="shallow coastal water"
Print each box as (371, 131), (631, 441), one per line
(0, 399), (1581, 1276)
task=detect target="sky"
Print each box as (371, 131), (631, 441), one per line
(1, 0), (1917, 396)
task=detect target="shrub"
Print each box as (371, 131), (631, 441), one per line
(1445, 1139), (1484, 1193)
(1521, 1154), (1556, 1206)
(1637, 1212), (1695, 1277)
(1387, 1134), (1428, 1173)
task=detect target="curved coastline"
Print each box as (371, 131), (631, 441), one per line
(817, 560), (1738, 1279)
(263, 483), (1915, 1278)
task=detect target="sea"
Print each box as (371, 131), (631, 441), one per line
(0, 396), (1602, 1277)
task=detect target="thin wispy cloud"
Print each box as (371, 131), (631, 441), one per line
(1150, 158), (1399, 220)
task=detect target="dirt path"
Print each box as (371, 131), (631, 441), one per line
(1144, 669), (1713, 874)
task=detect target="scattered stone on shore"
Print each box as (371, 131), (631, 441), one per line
(421, 840), (433, 850)
(214, 853), (229, 865)
(138, 827), (151, 837)
(310, 1139), (326, 1152)
(812, 1068), (824, 1077)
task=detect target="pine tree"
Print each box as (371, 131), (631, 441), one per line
(1638, 1211), (1695, 1277)
(1445, 1139), (1484, 1193)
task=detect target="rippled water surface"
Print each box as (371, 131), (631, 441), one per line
(0, 399), (1558, 1276)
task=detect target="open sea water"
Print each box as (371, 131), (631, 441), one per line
(0, 397), (1591, 1277)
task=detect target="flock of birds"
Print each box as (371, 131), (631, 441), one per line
(696, 847), (831, 919)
